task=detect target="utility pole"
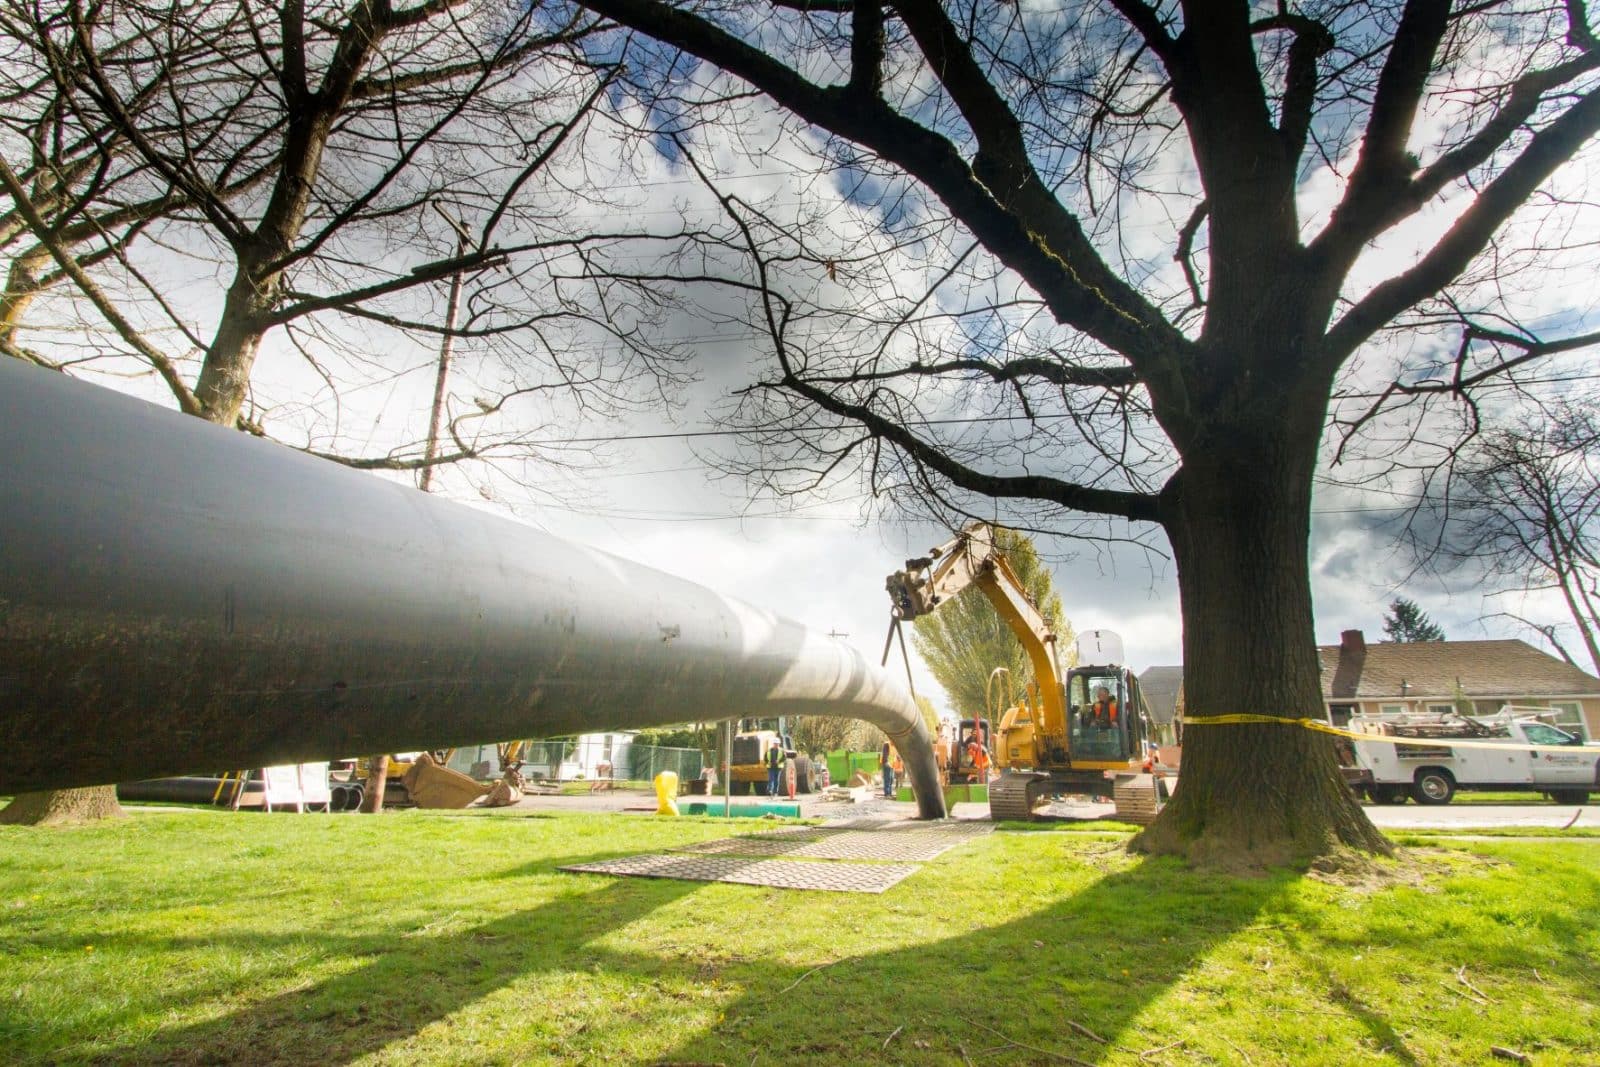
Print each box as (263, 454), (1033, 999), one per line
(362, 204), (473, 811)
(419, 204), (473, 493)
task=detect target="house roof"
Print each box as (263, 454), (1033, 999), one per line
(1138, 665), (1184, 724)
(1317, 636), (1600, 701)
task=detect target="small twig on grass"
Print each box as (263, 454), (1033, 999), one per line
(1218, 1035), (1253, 1066)
(959, 1017), (1096, 1066)
(1140, 1040), (1186, 1061)
(882, 1025), (903, 1050)
(775, 960), (836, 996)
(1456, 966), (1493, 1002)
(1561, 808), (1582, 829)
(1490, 1046), (1532, 1064)
(1443, 982), (1490, 1006)
(1066, 1020), (1108, 1044)
(1531, 968), (1546, 984)
(958, 1042), (974, 1067)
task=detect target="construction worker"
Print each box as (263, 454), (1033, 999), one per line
(765, 742), (786, 797)
(1084, 685), (1119, 729)
(965, 736), (991, 781)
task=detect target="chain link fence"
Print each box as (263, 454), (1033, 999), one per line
(630, 745), (705, 784)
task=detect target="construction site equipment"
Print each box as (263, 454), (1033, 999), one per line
(947, 716), (995, 784)
(888, 522), (1152, 820)
(1346, 711), (1600, 805)
(401, 753), (491, 808)
(0, 360), (945, 818)
(724, 717), (817, 795)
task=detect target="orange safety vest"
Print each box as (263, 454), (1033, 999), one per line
(1090, 698), (1118, 726)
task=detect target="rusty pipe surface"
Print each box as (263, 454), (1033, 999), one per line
(0, 360), (946, 817)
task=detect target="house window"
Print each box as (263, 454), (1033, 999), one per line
(1378, 704), (1407, 717)
(1426, 703), (1454, 717)
(1329, 704), (1355, 727)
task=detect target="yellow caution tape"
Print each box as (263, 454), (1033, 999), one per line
(1183, 715), (1597, 755)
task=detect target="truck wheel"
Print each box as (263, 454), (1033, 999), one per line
(793, 757), (812, 794)
(1549, 789), (1590, 805)
(1367, 785), (1405, 805)
(1411, 768), (1455, 805)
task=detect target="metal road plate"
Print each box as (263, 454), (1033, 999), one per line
(674, 820), (996, 862)
(559, 853), (919, 893)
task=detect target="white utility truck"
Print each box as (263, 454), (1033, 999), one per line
(1348, 710), (1598, 805)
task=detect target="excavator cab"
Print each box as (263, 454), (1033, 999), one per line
(1066, 667), (1149, 764)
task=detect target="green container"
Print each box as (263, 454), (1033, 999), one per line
(943, 784), (988, 805)
(684, 802), (801, 818)
(825, 750), (882, 786)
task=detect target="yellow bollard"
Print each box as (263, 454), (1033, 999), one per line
(653, 771), (679, 816)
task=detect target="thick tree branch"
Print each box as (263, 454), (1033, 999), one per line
(769, 365), (1161, 522)
(1256, 13), (1334, 164)
(848, 0), (883, 98)
(577, 0), (1192, 387)
(1325, 87), (1600, 361)
(807, 355), (1139, 391)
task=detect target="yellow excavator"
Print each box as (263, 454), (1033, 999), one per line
(886, 522), (1152, 820)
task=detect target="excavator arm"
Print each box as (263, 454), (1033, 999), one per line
(886, 523), (1067, 738)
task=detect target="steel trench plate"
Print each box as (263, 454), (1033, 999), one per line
(673, 821), (995, 862)
(559, 853), (919, 893)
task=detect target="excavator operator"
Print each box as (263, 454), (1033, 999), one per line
(1084, 685), (1119, 730)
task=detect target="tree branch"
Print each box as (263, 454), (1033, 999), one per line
(0, 153), (202, 416)
(578, 0), (1191, 384)
(1325, 87), (1600, 362)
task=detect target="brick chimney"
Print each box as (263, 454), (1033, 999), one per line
(1331, 629), (1366, 699)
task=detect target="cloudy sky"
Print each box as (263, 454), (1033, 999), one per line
(13, 3), (1600, 718)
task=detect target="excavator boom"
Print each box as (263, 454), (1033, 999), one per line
(886, 522), (1065, 737)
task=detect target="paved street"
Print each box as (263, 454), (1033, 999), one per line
(485, 785), (1600, 830)
(1362, 801), (1598, 830)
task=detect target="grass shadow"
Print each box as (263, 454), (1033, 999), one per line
(72, 850), (704, 1065)
(656, 846), (1301, 1064)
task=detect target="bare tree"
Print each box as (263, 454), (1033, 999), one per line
(566, 0), (1600, 860)
(0, 0), (696, 822)
(1448, 407), (1600, 673)
(3, 0), (693, 469)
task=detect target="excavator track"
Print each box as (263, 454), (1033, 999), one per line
(988, 771), (1050, 822)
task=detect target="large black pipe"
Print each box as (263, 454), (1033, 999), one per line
(0, 360), (946, 817)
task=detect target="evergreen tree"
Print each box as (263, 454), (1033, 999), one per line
(1382, 598), (1446, 643)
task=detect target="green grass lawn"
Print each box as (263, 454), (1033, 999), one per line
(1, 808), (1596, 1065)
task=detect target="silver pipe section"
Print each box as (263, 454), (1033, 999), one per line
(0, 361), (946, 817)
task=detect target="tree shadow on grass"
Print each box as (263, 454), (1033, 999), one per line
(60, 845), (1301, 1066)
(660, 852), (1304, 1065)
(48, 848), (698, 1066)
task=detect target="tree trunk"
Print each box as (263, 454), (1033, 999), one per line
(0, 785), (125, 826)
(359, 755), (390, 813)
(0, 249), (49, 347)
(193, 269), (275, 426)
(1136, 419), (1390, 864)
